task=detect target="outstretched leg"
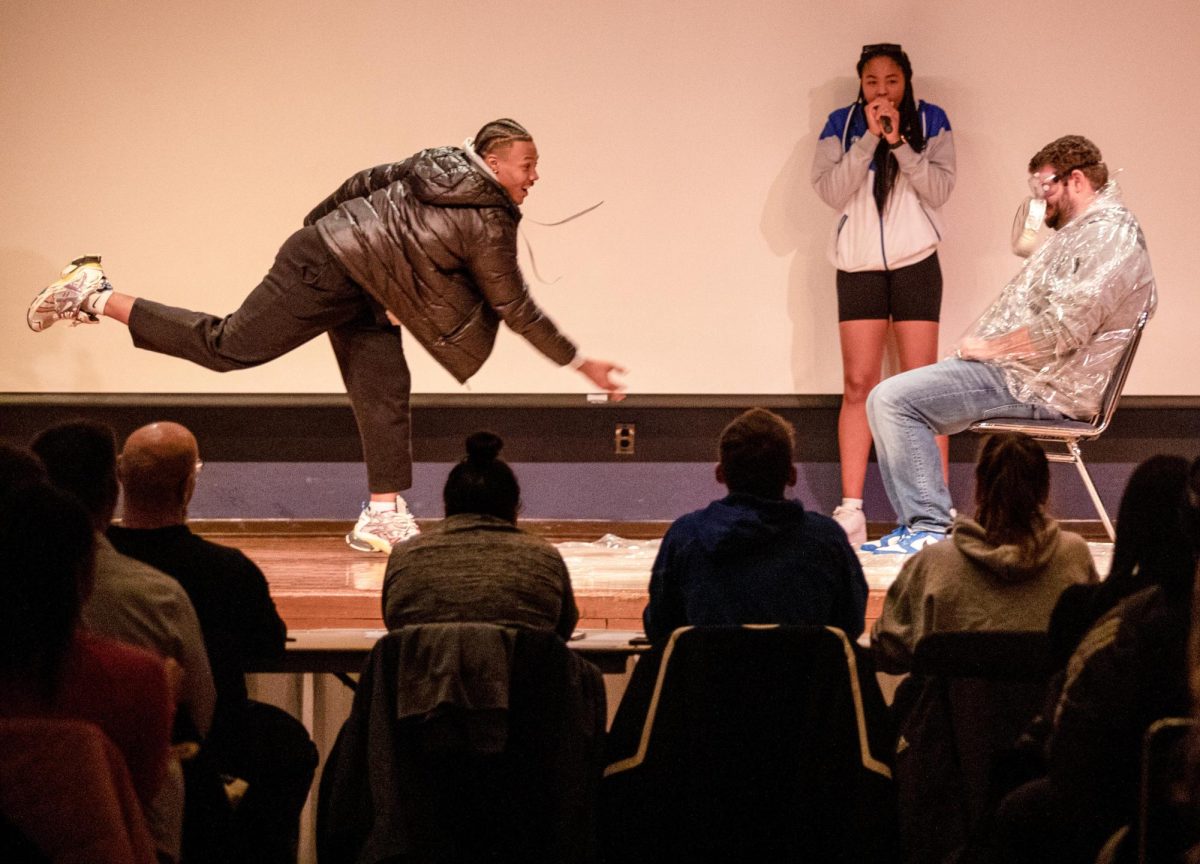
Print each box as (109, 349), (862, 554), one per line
(124, 227), (364, 371)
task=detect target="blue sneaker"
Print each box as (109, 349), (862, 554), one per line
(862, 526), (946, 555)
(861, 525), (906, 553)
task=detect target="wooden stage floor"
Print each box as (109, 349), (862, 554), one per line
(201, 523), (1116, 636)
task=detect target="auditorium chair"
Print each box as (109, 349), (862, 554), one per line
(602, 625), (896, 863)
(890, 630), (1055, 864)
(0, 718), (157, 864)
(316, 623), (607, 864)
(1136, 717), (1196, 864)
(969, 309), (1150, 541)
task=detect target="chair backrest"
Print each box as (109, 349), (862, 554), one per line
(602, 625), (895, 863)
(1138, 717), (1196, 864)
(1090, 309), (1149, 433)
(894, 631), (1055, 864)
(317, 624), (607, 864)
(0, 718), (158, 864)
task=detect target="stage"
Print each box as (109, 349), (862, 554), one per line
(207, 521), (1117, 638)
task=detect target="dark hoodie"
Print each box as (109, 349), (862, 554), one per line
(643, 493), (867, 643)
(305, 147), (576, 383)
(870, 516), (1097, 674)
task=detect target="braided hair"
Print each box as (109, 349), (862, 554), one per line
(855, 44), (925, 213)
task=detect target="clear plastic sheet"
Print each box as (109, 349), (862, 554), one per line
(960, 181), (1156, 419)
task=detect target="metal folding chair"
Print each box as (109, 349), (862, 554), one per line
(969, 311), (1149, 540)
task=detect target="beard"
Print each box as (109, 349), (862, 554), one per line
(1045, 196), (1075, 231)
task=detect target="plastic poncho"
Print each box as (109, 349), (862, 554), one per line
(961, 180), (1156, 419)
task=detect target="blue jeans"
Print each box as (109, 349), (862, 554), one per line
(866, 358), (1065, 532)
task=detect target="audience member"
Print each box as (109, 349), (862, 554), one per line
(31, 420), (214, 863)
(107, 421), (317, 864)
(1048, 454), (1193, 666)
(992, 455), (1200, 864)
(642, 408), (867, 643)
(383, 432), (579, 639)
(871, 432), (1097, 673)
(0, 481), (173, 829)
(0, 443), (46, 504)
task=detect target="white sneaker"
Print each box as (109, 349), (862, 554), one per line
(831, 505), (867, 546)
(27, 256), (112, 332)
(345, 497), (420, 553)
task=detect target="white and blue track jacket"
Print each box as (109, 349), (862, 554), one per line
(811, 100), (955, 272)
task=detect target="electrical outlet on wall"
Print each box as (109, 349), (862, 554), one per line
(614, 423), (636, 455)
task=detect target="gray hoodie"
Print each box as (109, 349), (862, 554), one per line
(870, 516), (1098, 674)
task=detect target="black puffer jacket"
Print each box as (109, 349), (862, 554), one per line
(305, 147), (576, 383)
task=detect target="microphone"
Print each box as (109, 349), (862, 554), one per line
(880, 116), (892, 135)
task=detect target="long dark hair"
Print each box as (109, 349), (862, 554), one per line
(973, 433), (1050, 548)
(1097, 455), (1194, 607)
(855, 44), (926, 212)
(443, 432), (521, 524)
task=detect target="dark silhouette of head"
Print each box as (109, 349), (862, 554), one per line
(30, 420), (120, 529)
(444, 432), (521, 524)
(1101, 455), (1195, 604)
(716, 408), (798, 500)
(973, 433), (1051, 546)
(0, 481), (95, 703)
(0, 443), (47, 506)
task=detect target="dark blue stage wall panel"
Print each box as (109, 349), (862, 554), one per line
(5, 394), (1197, 524)
(185, 460), (1142, 523)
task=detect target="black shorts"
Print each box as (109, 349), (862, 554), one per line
(836, 251), (942, 322)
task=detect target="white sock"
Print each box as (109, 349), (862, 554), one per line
(840, 498), (863, 511)
(368, 500), (397, 513)
(84, 291), (110, 316)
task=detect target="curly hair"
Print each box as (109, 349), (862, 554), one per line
(1027, 134), (1108, 190)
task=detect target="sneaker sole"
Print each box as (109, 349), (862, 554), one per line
(27, 267), (106, 332)
(344, 532), (391, 553)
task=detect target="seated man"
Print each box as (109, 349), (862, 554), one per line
(643, 408), (868, 643)
(864, 135), (1156, 554)
(107, 421), (317, 864)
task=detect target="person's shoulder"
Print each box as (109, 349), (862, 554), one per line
(186, 530), (264, 574)
(77, 631), (166, 677)
(665, 502), (726, 536)
(918, 100), (952, 135)
(94, 537), (178, 588)
(802, 509), (844, 537)
(820, 103), (856, 139)
(1055, 528), (1094, 557)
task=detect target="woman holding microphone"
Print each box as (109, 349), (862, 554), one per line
(811, 43), (956, 548)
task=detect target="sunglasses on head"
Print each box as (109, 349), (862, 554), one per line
(861, 43), (903, 56)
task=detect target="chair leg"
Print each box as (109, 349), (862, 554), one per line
(1068, 442), (1115, 541)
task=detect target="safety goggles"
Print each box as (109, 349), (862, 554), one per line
(1028, 162), (1099, 199)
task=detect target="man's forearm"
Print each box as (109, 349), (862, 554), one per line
(957, 326), (1036, 361)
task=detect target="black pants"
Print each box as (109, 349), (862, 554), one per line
(127, 226), (412, 491)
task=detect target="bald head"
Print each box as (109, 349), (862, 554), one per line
(118, 422), (200, 526)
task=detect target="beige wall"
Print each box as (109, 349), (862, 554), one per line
(3, 0), (1196, 395)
